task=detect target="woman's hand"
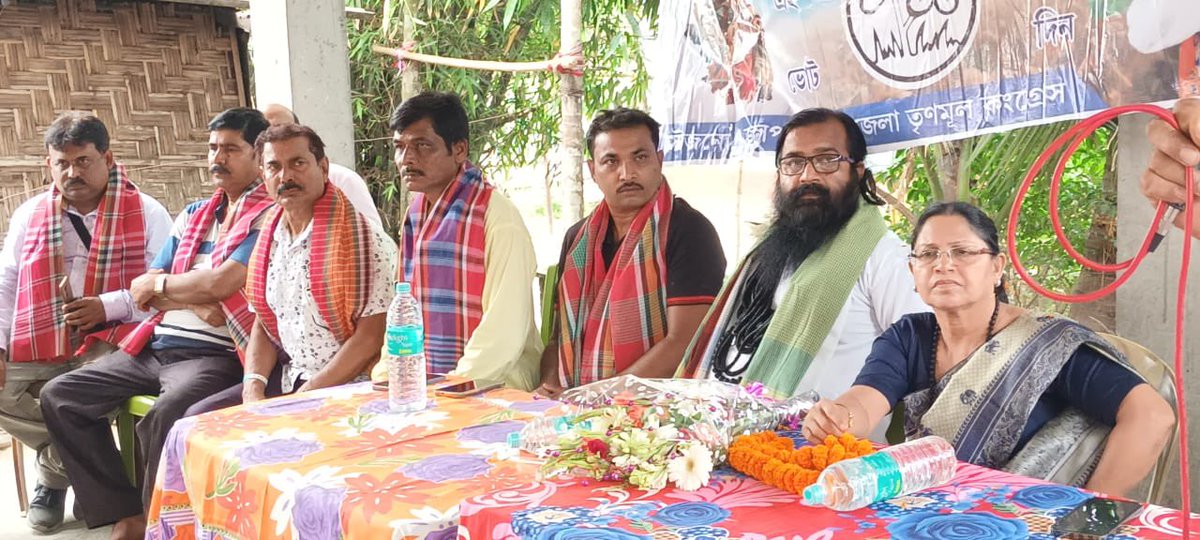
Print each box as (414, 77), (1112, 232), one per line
(802, 398), (854, 443)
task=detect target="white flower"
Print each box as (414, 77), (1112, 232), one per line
(667, 442), (713, 491)
(655, 425), (680, 442)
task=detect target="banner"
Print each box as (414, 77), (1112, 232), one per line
(649, 0), (1197, 163)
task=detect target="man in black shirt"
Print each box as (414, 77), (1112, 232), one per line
(536, 108), (726, 397)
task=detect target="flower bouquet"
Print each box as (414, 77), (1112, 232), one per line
(530, 375), (818, 492)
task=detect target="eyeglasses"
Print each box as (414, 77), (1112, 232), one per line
(777, 154), (855, 176)
(908, 247), (996, 267)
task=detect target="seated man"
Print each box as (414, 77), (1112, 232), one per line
(261, 103), (382, 225)
(536, 108), (726, 397)
(40, 107), (273, 539)
(0, 112), (171, 533)
(678, 108), (929, 405)
(243, 124), (396, 402)
(369, 92), (541, 390)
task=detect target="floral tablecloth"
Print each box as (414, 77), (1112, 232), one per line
(146, 382), (561, 539)
(459, 433), (1196, 540)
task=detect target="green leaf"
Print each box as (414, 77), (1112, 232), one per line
(502, 0), (519, 29)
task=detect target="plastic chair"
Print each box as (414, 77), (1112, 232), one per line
(1097, 333), (1179, 505)
(116, 395), (157, 485)
(540, 264), (559, 346)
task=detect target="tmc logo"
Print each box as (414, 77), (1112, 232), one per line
(843, 0), (980, 89)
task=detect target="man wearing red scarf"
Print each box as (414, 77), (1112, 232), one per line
(537, 108), (726, 396)
(0, 112), (172, 533)
(41, 108), (275, 539)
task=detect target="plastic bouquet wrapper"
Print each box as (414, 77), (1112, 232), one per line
(518, 375), (818, 491)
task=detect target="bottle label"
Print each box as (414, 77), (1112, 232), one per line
(860, 452), (904, 500)
(386, 325), (424, 355)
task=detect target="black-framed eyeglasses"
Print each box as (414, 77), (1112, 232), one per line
(908, 247), (997, 267)
(777, 154), (856, 176)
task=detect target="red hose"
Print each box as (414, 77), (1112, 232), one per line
(1007, 103), (1193, 536)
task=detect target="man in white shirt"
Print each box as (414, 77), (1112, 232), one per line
(40, 108), (275, 540)
(0, 112), (171, 533)
(241, 124), (396, 402)
(261, 103), (382, 226)
(679, 108), (928, 424)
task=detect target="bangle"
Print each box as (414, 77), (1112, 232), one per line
(243, 373), (269, 386)
(834, 402), (855, 429)
(154, 274), (167, 297)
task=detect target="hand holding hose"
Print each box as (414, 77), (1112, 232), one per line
(1142, 99), (1200, 239)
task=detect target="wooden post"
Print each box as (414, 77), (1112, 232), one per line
(559, 0), (584, 221)
(400, 0), (420, 100)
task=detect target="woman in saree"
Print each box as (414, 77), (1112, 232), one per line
(802, 202), (1175, 496)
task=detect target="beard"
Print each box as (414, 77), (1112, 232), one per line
(750, 174), (862, 287)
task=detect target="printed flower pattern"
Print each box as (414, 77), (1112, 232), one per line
(401, 454), (494, 483)
(651, 503), (731, 528)
(887, 511), (1029, 540)
(1010, 485), (1090, 512)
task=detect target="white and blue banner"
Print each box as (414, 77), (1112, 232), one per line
(649, 0), (1196, 162)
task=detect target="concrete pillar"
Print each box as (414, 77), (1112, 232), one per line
(249, 0), (355, 167)
(1115, 114), (1199, 510)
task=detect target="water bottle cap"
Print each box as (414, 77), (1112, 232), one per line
(802, 483), (825, 505)
(506, 432), (520, 449)
(396, 282), (412, 294)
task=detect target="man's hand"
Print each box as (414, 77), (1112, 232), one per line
(242, 381), (266, 403)
(533, 381), (564, 399)
(63, 297), (106, 331)
(1142, 99), (1200, 239)
(130, 273), (158, 310)
(189, 303), (226, 327)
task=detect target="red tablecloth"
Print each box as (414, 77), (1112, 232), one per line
(459, 457), (1195, 540)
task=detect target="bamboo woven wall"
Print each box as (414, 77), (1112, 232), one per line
(0, 0), (245, 235)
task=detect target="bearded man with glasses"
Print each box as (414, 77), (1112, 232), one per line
(678, 108), (928, 437)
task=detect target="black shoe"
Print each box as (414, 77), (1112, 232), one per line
(27, 483), (66, 533)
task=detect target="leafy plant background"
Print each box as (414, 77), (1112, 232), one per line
(344, 1), (1116, 322)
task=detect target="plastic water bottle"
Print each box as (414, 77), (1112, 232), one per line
(802, 436), (957, 511)
(386, 282), (426, 412)
(509, 417), (574, 456)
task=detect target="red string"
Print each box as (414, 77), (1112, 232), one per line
(1006, 103), (1193, 536)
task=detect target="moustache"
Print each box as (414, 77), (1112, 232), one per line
(787, 183), (830, 203)
(617, 182), (643, 193)
(210, 165), (230, 175)
(63, 177), (87, 188)
(400, 168), (424, 177)
(276, 182), (302, 195)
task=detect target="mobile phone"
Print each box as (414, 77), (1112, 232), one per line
(434, 380), (502, 398)
(1051, 496), (1143, 539)
(371, 372), (447, 391)
(58, 276), (76, 303)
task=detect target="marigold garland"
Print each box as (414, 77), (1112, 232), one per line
(728, 432), (875, 495)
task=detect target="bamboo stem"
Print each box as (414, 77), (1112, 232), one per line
(371, 44), (582, 74)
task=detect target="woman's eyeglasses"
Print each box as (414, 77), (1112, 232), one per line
(908, 247), (996, 267)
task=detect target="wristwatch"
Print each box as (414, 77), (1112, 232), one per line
(154, 274), (167, 297)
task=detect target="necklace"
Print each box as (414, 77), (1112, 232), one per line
(930, 299), (1000, 383)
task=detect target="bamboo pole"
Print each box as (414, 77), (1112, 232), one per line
(371, 45), (582, 74)
(559, 0), (584, 221)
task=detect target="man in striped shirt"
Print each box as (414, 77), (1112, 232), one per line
(41, 108), (273, 540)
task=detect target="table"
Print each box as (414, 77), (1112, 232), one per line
(146, 382), (561, 539)
(459, 434), (1197, 540)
